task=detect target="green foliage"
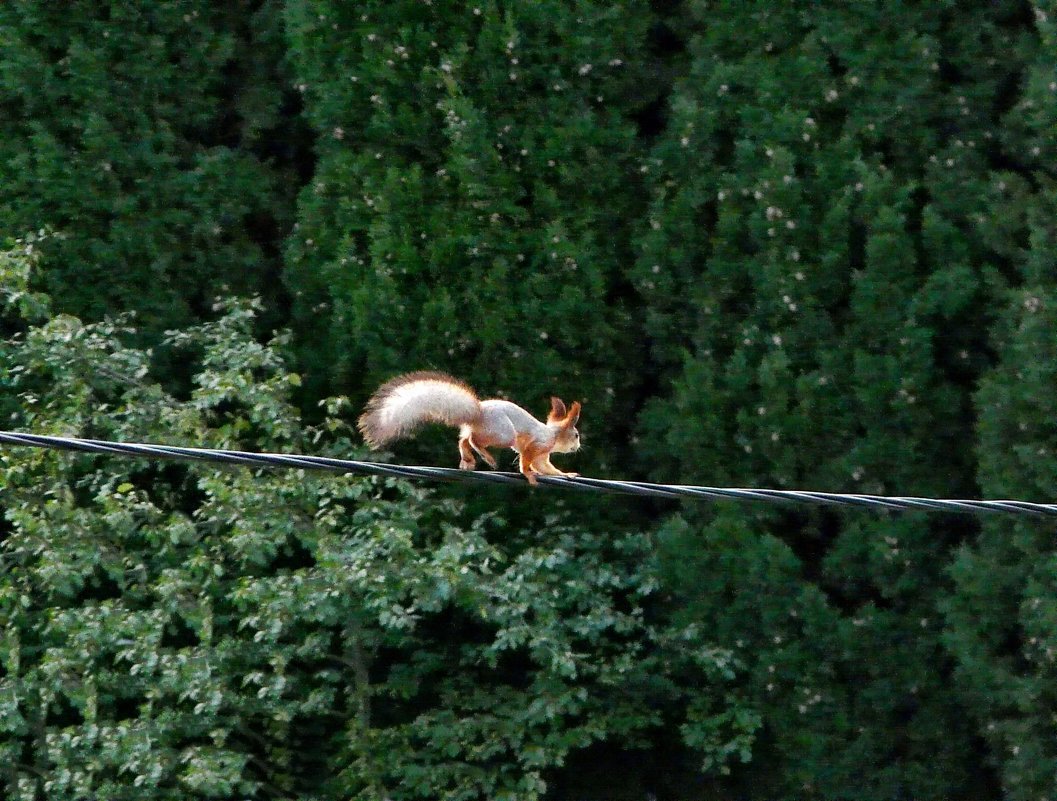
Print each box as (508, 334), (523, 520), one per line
(1, 1), (1057, 798)
(944, 182), (1057, 801)
(283, 0), (659, 472)
(0, 1), (297, 332)
(629, 2), (1051, 798)
(0, 244), (753, 799)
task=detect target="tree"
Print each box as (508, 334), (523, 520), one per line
(628, 2), (1043, 797)
(0, 2), (300, 333)
(282, 0), (662, 474)
(0, 238), (754, 800)
(944, 8), (1057, 790)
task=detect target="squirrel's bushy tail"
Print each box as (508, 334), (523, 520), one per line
(358, 371), (481, 448)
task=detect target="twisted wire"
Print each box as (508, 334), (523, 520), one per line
(0, 431), (1054, 518)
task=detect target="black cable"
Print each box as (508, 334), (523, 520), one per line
(0, 430), (1054, 518)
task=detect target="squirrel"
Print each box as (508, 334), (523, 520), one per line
(358, 371), (581, 485)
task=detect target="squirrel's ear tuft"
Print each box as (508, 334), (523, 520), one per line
(565, 401), (581, 427)
(549, 396), (567, 421)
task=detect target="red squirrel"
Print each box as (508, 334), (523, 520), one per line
(358, 371), (581, 485)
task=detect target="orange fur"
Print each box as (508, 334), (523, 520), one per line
(360, 372), (581, 485)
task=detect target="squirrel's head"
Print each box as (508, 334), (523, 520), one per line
(547, 397), (582, 454)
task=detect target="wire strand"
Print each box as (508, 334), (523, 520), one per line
(0, 430), (1054, 518)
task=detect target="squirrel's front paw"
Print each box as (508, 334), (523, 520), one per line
(459, 458), (476, 471)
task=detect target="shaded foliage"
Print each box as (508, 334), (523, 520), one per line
(0, 2), (300, 333)
(0, 242), (754, 800)
(1, 1), (1056, 798)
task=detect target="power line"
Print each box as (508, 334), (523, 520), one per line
(0, 430), (1053, 518)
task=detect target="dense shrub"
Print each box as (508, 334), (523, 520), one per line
(1, 2), (1056, 798)
(0, 241), (755, 799)
(0, 2), (298, 332)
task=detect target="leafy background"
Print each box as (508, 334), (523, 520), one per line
(1, 1), (1056, 799)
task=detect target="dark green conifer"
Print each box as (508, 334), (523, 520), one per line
(0, 2), (297, 330)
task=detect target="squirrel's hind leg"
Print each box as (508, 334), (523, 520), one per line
(468, 436), (498, 469)
(458, 435), (476, 470)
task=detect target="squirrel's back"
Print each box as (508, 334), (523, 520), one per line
(358, 371), (481, 448)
